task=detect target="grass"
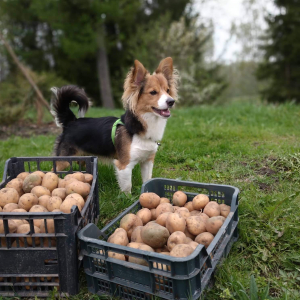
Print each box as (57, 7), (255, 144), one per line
(1, 99), (300, 299)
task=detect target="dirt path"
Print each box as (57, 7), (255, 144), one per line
(0, 121), (61, 140)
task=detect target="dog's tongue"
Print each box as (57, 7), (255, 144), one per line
(160, 109), (170, 117)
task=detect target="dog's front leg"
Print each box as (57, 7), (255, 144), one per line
(140, 154), (155, 183)
(114, 160), (136, 193)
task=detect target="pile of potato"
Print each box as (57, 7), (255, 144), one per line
(0, 171), (93, 246)
(106, 191), (231, 265)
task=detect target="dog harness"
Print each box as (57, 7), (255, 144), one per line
(111, 119), (124, 146)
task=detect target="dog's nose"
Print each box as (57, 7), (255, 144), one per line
(166, 98), (175, 107)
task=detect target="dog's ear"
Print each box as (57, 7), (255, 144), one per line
(156, 57), (179, 100)
(133, 60), (147, 86)
(156, 57), (173, 83)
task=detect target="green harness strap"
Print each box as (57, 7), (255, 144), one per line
(111, 119), (124, 147)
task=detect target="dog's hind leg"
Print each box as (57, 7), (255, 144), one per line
(54, 136), (77, 171)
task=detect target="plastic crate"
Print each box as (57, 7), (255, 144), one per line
(78, 178), (239, 300)
(0, 156), (99, 297)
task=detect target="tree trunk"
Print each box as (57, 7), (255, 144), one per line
(96, 25), (115, 109)
(0, 32), (49, 125)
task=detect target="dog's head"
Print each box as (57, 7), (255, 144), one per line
(122, 57), (179, 118)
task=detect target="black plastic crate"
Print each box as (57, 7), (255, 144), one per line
(78, 178), (239, 300)
(0, 156), (99, 297)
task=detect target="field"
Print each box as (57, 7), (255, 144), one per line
(0, 100), (300, 299)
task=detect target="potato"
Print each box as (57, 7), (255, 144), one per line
(6, 178), (24, 196)
(203, 202), (221, 217)
(136, 208), (152, 225)
(11, 219), (28, 228)
(47, 196), (62, 212)
(17, 224), (41, 246)
(199, 212), (210, 222)
(166, 213), (186, 234)
(60, 198), (82, 213)
(17, 172), (29, 180)
(172, 191), (187, 207)
(205, 216), (225, 235)
(38, 195), (51, 208)
(167, 231), (186, 251)
(120, 214), (143, 239)
(184, 227), (196, 240)
(186, 216), (206, 236)
(52, 188), (67, 200)
(32, 171), (45, 179)
(156, 203), (173, 217)
(52, 209), (61, 212)
(188, 241), (199, 250)
(66, 181), (90, 197)
(156, 212), (172, 227)
(195, 232), (214, 248)
(0, 219), (17, 233)
(130, 226), (144, 243)
(108, 251), (126, 261)
(150, 209), (156, 220)
(185, 237), (193, 244)
(176, 207), (190, 219)
(12, 239), (25, 248)
(108, 228), (129, 246)
(23, 174), (42, 193)
(66, 172), (85, 182)
(31, 186), (51, 198)
(0, 188), (19, 207)
(42, 172), (59, 192)
(153, 262), (171, 273)
(3, 203), (19, 212)
(0, 207), (2, 212)
(128, 243), (154, 266)
(40, 219), (55, 233)
(141, 223), (170, 248)
(64, 194), (85, 209)
(58, 177), (78, 188)
(190, 210), (201, 216)
(84, 174), (93, 185)
(173, 206), (180, 212)
(220, 204), (231, 217)
(12, 208), (27, 213)
(170, 244), (194, 257)
(160, 197), (170, 204)
(29, 205), (49, 227)
(139, 193), (160, 209)
(184, 202), (194, 212)
(18, 193), (39, 211)
(155, 245), (169, 253)
(192, 194), (209, 210)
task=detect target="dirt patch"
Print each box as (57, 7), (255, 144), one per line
(257, 167), (277, 176)
(0, 122), (61, 140)
(259, 183), (270, 191)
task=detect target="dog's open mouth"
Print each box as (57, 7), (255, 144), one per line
(152, 107), (171, 118)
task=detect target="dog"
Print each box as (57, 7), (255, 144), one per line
(51, 57), (178, 193)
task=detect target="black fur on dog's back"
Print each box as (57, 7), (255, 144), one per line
(51, 85), (89, 128)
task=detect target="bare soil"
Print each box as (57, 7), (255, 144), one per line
(0, 121), (61, 140)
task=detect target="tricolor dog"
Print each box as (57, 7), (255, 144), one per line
(51, 57), (178, 193)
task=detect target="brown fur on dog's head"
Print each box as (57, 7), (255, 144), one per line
(122, 57), (179, 113)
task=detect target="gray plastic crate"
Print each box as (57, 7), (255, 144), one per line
(0, 156), (99, 297)
(78, 178), (239, 300)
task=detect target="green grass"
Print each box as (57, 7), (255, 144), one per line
(1, 100), (300, 299)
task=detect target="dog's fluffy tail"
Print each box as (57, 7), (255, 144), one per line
(50, 85), (90, 127)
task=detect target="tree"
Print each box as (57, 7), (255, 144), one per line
(0, 0), (192, 107)
(257, 0), (300, 103)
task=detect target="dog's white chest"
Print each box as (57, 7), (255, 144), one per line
(142, 113), (167, 142)
(130, 135), (158, 162)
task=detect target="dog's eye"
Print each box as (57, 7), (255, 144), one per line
(167, 88), (170, 93)
(150, 90), (157, 95)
